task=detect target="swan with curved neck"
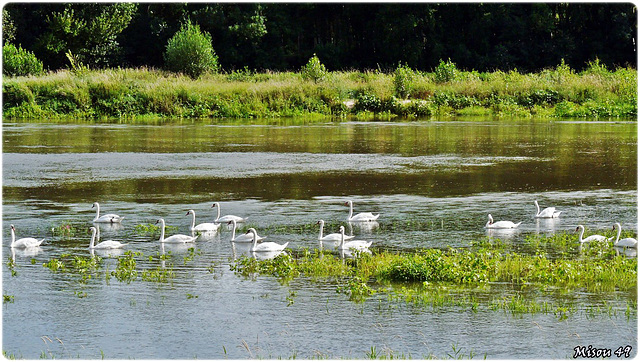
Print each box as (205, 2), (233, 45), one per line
(612, 223), (637, 248)
(317, 220), (354, 241)
(338, 226), (372, 251)
(92, 202), (124, 223)
(155, 218), (197, 244)
(534, 200), (562, 218)
(246, 228), (287, 252)
(485, 214), (521, 229)
(186, 210), (220, 232)
(345, 200), (379, 222)
(212, 202), (247, 223)
(88, 227), (126, 249)
(575, 225), (607, 243)
(9, 225), (44, 248)
(228, 220), (264, 242)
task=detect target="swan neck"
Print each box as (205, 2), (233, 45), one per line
(348, 202), (353, 219)
(215, 204), (221, 220)
(252, 231), (258, 248)
(615, 224), (622, 244)
(318, 221), (324, 239)
(95, 204), (100, 219)
(535, 201), (540, 215)
(10, 228), (15, 247)
(159, 220), (165, 242)
(578, 226), (585, 242)
(191, 212), (196, 228)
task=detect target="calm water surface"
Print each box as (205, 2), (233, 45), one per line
(2, 118), (637, 359)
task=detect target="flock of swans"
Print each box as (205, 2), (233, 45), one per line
(7, 199), (637, 255)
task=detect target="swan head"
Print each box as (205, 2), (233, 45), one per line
(344, 200), (352, 206)
(155, 219), (163, 225)
(10, 224), (15, 231)
(575, 225), (584, 233)
(339, 225), (345, 233)
(613, 223), (622, 231)
(88, 226), (97, 234)
(186, 210), (194, 216)
(212, 202), (219, 209)
(92, 202), (99, 209)
(316, 220), (324, 226)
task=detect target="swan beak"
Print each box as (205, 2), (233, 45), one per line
(155, 220), (160, 225)
(212, 204), (217, 208)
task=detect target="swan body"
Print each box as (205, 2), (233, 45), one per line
(212, 202), (247, 223)
(575, 225), (607, 243)
(338, 226), (372, 251)
(485, 214), (521, 229)
(88, 227), (126, 249)
(92, 202), (124, 223)
(186, 210), (220, 232)
(247, 228), (288, 252)
(317, 220), (354, 241)
(534, 200), (562, 218)
(228, 220), (264, 243)
(345, 200), (379, 222)
(9, 225), (44, 248)
(612, 223), (638, 248)
(155, 218), (197, 244)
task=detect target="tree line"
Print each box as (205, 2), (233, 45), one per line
(3, 3), (637, 74)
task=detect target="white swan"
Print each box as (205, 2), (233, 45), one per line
(92, 202), (124, 223)
(186, 210), (220, 232)
(212, 202), (247, 223)
(9, 225), (44, 248)
(88, 227), (126, 249)
(247, 228), (288, 252)
(228, 220), (264, 242)
(338, 226), (372, 251)
(534, 200), (562, 218)
(345, 200), (379, 222)
(612, 223), (637, 248)
(317, 220), (354, 241)
(485, 214), (521, 229)
(155, 218), (197, 244)
(575, 225), (607, 243)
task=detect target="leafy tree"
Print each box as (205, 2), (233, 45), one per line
(35, 3), (137, 69)
(2, 9), (16, 44)
(164, 21), (219, 78)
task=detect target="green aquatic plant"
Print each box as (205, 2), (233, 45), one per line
(3, 294), (15, 304)
(50, 221), (81, 237)
(110, 251), (140, 283)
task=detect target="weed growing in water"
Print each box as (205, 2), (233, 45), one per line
(3, 294), (15, 304)
(111, 251), (140, 283)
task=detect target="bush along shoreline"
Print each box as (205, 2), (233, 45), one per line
(2, 59), (636, 121)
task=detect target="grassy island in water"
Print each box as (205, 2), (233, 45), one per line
(2, 60), (636, 121)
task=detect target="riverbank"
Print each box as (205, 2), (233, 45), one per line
(2, 64), (636, 120)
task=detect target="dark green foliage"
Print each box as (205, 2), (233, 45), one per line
(34, 3), (137, 69)
(2, 43), (43, 76)
(4, 3), (636, 73)
(393, 64), (414, 98)
(164, 21), (219, 78)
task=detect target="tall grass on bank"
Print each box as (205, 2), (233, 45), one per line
(3, 62), (636, 120)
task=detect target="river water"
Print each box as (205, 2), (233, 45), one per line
(2, 118), (637, 359)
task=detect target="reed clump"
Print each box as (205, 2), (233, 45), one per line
(3, 62), (636, 120)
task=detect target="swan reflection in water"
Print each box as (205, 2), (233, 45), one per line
(92, 222), (124, 233)
(347, 221), (379, 235)
(91, 248), (125, 258)
(615, 246), (637, 258)
(486, 227), (521, 239)
(10, 246), (42, 261)
(252, 250), (287, 261)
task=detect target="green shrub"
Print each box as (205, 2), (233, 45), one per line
(434, 59), (458, 83)
(164, 21), (219, 79)
(3, 43), (44, 77)
(301, 54), (328, 83)
(393, 63), (414, 98)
